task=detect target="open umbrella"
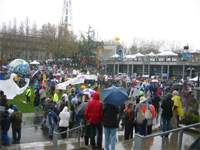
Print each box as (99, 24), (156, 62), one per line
(82, 88), (96, 96)
(102, 86), (128, 106)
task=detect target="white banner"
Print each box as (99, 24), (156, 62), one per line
(56, 77), (85, 90)
(56, 74), (98, 90)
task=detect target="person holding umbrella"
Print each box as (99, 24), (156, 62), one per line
(102, 85), (128, 150)
(102, 103), (119, 150)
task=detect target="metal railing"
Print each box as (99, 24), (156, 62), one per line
(53, 125), (85, 150)
(133, 122), (200, 150)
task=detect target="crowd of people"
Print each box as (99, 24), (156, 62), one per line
(0, 61), (199, 150)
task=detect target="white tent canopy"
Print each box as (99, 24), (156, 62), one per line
(146, 52), (155, 56)
(124, 55), (136, 59)
(190, 49), (200, 53)
(30, 60), (40, 65)
(111, 54), (120, 58)
(157, 51), (178, 56)
(135, 52), (145, 57)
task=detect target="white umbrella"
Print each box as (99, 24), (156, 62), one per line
(82, 88), (96, 96)
(30, 60), (40, 65)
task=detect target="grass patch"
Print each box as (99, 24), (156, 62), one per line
(7, 87), (100, 113)
(8, 92), (35, 113)
(7, 89), (62, 113)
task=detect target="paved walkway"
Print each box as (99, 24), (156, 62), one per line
(1, 113), (199, 150)
(2, 131), (198, 150)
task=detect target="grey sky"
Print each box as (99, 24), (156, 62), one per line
(0, 0), (200, 48)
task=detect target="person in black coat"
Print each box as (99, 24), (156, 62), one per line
(102, 104), (119, 150)
(160, 93), (174, 137)
(123, 103), (135, 140)
(0, 93), (8, 108)
(1, 110), (10, 145)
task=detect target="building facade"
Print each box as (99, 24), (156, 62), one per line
(103, 51), (200, 80)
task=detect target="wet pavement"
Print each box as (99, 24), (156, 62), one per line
(1, 113), (199, 150)
(8, 113), (49, 144)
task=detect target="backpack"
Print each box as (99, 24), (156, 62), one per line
(136, 109), (145, 124)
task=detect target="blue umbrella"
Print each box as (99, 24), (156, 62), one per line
(102, 86), (128, 106)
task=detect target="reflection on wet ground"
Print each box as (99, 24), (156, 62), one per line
(131, 131), (199, 150)
(2, 113), (199, 150)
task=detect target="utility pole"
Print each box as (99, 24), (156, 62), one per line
(61, 0), (73, 31)
(0, 41), (3, 71)
(87, 26), (95, 67)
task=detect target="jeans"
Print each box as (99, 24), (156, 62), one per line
(12, 128), (21, 144)
(104, 127), (117, 150)
(2, 131), (10, 145)
(161, 117), (171, 136)
(48, 125), (54, 138)
(138, 119), (147, 136)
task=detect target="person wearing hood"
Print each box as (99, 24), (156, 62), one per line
(59, 106), (70, 138)
(171, 90), (184, 128)
(84, 92), (103, 150)
(161, 93), (173, 137)
(47, 107), (59, 139)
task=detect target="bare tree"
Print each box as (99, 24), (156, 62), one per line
(12, 18), (17, 34)
(19, 22), (25, 35)
(31, 23), (38, 36)
(1, 23), (7, 33)
(129, 38), (164, 54)
(25, 17), (30, 36)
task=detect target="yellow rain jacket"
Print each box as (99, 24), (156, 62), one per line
(172, 95), (184, 118)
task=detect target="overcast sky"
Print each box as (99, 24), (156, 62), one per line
(0, 0), (200, 48)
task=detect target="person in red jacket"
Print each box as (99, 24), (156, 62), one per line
(84, 92), (103, 150)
